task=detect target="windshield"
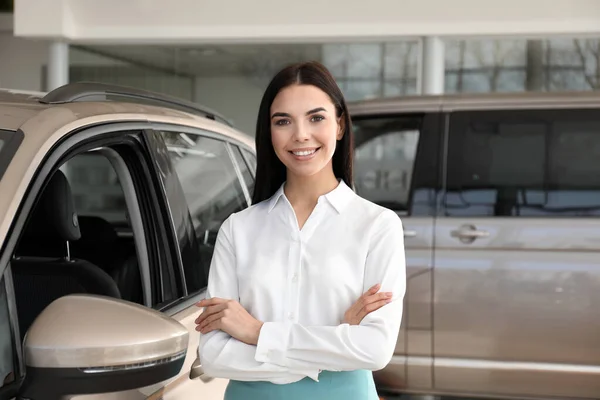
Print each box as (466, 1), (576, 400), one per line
(0, 130), (23, 182)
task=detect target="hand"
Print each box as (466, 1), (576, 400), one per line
(343, 284), (393, 325)
(195, 298), (264, 345)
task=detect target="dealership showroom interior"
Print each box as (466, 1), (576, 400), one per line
(2, 1), (600, 400)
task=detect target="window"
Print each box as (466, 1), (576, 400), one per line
(445, 110), (600, 217)
(160, 131), (248, 293)
(240, 147), (257, 175)
(0, 130), (24, 181)
(231, 145), (255, 197)
(62, 154), (128, 224)
(353, 117), (423, 215)
(0, 277), (15, 389)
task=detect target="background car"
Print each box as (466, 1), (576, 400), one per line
(349, 92), (600, 400)
(0, 83), (255, 400)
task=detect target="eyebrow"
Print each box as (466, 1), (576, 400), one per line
(271, 107), (327, 119)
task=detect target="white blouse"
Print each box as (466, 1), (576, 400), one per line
(198, 180), (406, 384)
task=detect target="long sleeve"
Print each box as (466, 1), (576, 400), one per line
(197, 215), (320, 383)
(255, 209), (406, 372)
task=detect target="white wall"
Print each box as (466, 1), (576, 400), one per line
(0, 17), (48, 91)
(194, 76), (264, 136)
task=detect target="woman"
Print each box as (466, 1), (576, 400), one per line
(195, 61), (406, 400)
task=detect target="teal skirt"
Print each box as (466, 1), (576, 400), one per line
(224, 370), (379, 400)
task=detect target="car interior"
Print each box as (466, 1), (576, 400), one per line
(10, 150), (145, 340)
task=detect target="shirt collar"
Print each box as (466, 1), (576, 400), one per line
(267, 180), (354, 214)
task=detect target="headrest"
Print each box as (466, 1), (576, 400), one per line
(77, 216), (118, 244)
(24, 170), (81, 242)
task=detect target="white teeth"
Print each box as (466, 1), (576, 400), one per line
(292, 149), (316, 156)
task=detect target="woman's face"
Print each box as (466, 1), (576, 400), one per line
(270, 84), (343, 180)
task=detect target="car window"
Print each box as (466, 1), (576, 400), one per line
(0, 276), (15, 389)
(240, 147), (257, 175)
(445, 110), (600, 217)
(159, 130), (248, 293)
(353, 116), (428, 216)
(0, 130), (24, 182)
(62, 154), (128, 224)
(231, 145), (255, 197)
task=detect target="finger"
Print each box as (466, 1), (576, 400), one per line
(359, 298), (393, 317)
(197, 320), (220, 334)
(365, 284), (381, 295)
(195, 303), (228, 324)
(196, 297), (228, 308)
(364, 292), (393, 304)
(197, 311), (225, 331)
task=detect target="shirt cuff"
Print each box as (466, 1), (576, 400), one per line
(255, 321), (290, 365)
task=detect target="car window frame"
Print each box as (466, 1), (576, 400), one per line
(0, 265), (22, 400)
(148, 123), (253, 309)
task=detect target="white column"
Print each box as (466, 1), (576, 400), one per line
(47, 41), (69, 91)
(418, 36), (445, 95)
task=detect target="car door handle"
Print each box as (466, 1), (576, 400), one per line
(404, 229), (417, 238)
(190, 357), (214, 383)
(450, 224), (489, 243)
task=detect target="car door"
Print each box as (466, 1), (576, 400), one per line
(141, 126), (253, 399)
(351, 112), (442, 392)
(433, 108), (600, 399)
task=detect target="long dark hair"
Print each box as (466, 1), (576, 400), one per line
(252, 61), (354, 205)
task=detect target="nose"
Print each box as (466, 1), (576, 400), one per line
(292, 121), (310, 142)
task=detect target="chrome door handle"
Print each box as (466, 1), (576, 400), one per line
(190, 357), (214, 382)
(404, 230), (417, 238)
(450, 224), (489, 244)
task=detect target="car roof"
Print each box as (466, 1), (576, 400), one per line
(0, 87), (253, 148)
(348, 91), (600, 115)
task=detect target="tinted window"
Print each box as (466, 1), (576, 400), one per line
(231, 145), (254, 196)
(0, 129), (24, 182)
(241, 148), (257, 175)
(62, 154), (128, 224)
(353, 115), (439, 216)
(160, 131), (248, 293)
(445, 110), (600, 217)
(0, 277), (15, 388)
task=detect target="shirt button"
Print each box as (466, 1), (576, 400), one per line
(287, 312), (294, 320)
(292, 274), (298, 282)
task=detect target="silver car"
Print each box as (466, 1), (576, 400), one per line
(349, 91), (600, 400)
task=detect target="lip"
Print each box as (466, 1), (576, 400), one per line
(288, 147), (321, 161)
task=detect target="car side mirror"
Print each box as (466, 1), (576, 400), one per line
(19, 294), (189, 400)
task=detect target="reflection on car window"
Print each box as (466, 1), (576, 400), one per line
(0, 277), (15, 388)
(61, 154), (128, 224)
(160, 131), (248, 293)
(446, 112), (600, 217)
(353, 117), (420, 214)
(231, 145), (254, 197)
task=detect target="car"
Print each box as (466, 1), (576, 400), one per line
(0, 82), (256, 400)
(348, 91), (600, 400)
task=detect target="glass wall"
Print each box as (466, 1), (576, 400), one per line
(71, 37), (600, 134)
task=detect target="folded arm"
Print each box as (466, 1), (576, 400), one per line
(255, 210), (406, 372)
(197, 215), (320, 383)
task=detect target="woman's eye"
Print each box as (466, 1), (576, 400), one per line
(274, 119), (290, 126)
(311, 115), (325, 122)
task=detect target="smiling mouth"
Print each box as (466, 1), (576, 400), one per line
(290, 147), (320, 157)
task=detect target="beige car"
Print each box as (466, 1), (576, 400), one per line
(0, 83), (256, 400)
(348, 92), (600, 400)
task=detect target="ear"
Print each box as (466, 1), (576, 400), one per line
(337, 115), (345, 141)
